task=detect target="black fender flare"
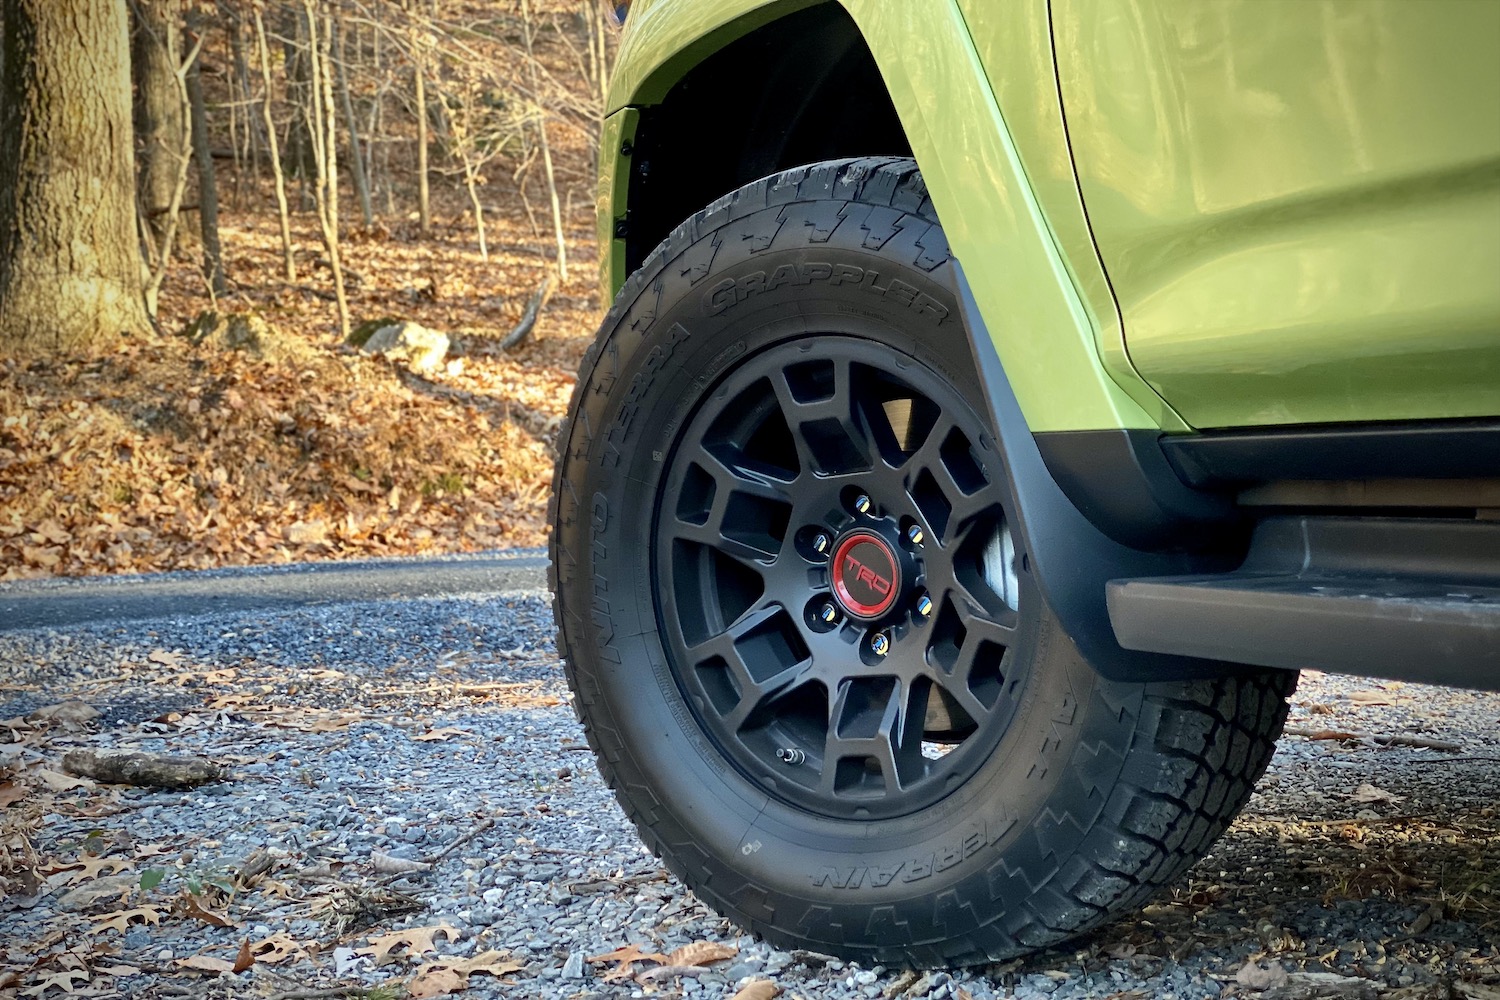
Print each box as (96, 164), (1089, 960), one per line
(952, 262), (1248, 683)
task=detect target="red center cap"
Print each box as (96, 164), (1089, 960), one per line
(832, 532), (900, 618)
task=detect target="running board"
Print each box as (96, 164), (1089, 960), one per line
(1106, 517), (1500, 690)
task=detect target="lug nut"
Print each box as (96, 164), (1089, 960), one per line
(818, 603), (839, 624)
(853, 494), (871, 514)
(870, 632), (890, 656)
(776, 747), (806, 765)
(812, 533), (830, 555)
(906, 525), (925, 546)
(915, 594), (933, 618)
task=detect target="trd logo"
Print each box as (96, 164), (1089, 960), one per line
(844, 554), (892, 597)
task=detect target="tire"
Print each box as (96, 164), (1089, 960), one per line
(549, 157), (1294, 966)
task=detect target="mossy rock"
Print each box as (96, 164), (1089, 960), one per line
(348, 316), (402, 349)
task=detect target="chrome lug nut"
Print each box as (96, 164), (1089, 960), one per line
(776, 747), (806, 765)
(870, 632), (891, 656)
(906, 525), (925, 546)
(818, 603), (839, 624)
(853, 494), (871, 514)
(812, 533), (830, 554)
(915, 594), (933, 618)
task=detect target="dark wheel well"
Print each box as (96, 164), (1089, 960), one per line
(623, 2), (911, 274)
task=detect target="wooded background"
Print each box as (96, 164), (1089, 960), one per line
(0, 0), (614, 578)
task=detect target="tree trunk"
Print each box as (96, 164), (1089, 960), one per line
(132, 0), (185, 252)
(303, 0), (349, 339)
(335, 20), (373, 228)
(522, 0), (567, 282)
(225, 8), (264, 177)
(252, 8), (295, 282)
(0, 0), (150, 354)
(281, 6), (316, 203)
(185, 12), (226, 297)
(413, 44), (430, 235)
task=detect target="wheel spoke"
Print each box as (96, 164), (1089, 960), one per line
(771, 359), (878, 477)
(818, 676), (927, 796)
(668, 442), (797, 563)
(720, 659), (812, 733)
(927, 598), (1017, 723)
(686, 601), (784, 661)
(901, 416), (1000, 548)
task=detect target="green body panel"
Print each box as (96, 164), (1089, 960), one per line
(1053, 0), (1500, 428)
(954, 0), (1185, 431)
(600, 0), (1163, 433)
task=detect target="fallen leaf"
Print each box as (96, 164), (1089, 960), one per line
(412, 727), (473, 742)
(587, 943), (670, 982)
(26, 701), (101, 727)
(178, 892), (239, 927)
(148, 649), (186, 668)
(1350, 782), (1404, 805)
(90, 906), (163, 933)
(46, 854), (133, 883)
(20, 969), (89, 996)
(175, 954), (236, 974)
(407, 967), (465, 999)
(732, 980), (781, 1000)
(250, 933), (308, 965)
(667, 941), (737, 967)
(355, 923), (461, 964)
(33, 768), (93, 792)
(1347, 690), (1396, 706)
(402, 949), (523, 999)
(371, 850), (432, 874)
(232, 939), (254, 974)
(1236, 959), (1290, 991)
(92, 964), (140, 976)
(0, 780), (29, 807)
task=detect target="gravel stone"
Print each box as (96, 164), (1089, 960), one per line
(0, 579), (1496, 999)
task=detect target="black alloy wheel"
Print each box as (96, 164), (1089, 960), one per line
(657, 337), (1028, 821)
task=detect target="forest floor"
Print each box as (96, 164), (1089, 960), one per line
(0, 187), (598, 581)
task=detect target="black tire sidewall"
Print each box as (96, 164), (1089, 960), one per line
(556, 196), (1140, 954)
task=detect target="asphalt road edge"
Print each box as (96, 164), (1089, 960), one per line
(0, 552), (550, 631)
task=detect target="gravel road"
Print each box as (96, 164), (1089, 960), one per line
(1, 574), (1496, 999)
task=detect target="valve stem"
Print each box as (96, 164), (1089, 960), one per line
(776, 747), (806, 766)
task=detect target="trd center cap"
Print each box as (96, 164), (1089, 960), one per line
(831, 531), (901, 619)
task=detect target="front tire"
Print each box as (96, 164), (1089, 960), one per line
(549, 158), (1293, 965)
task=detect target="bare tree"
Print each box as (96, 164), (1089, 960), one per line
(252, 6), (296, 282)
(411, 13), (432, 235)
(186, 10), (227, 297)
(302, 0), (350, 338)
(522, 0), (567, 281)
(141, 28), (204, 318)
(334, 19), (375, 228)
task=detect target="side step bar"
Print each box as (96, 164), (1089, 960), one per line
(1107, 517), (1500, 690)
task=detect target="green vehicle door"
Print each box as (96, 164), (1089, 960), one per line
(1047, 0), (1500, 429)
